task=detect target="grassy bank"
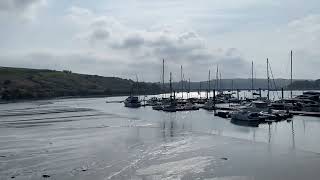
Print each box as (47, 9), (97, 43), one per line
(0, 67), (161, 101)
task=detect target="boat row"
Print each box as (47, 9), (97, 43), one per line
(121, 91), (320, 127)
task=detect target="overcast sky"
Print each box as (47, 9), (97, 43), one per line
(0, 0), (319, 82)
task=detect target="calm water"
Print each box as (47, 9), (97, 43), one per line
(0, 92), (320, 180)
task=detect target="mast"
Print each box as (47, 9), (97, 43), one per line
(251, 61), (254, 97)
(169, 72), (172, 100)
(208, 70), (211, 98)
(181, 65), (183, 99)
(188, 78), (191, 98)
(267, 58), (270, 100)
(216, 65), (219, 92)
(162, 59), (165, 96)
(290, 50), (293, 98)
(220, 72), (222, 93)
(231, 80), (234, 93)
(136, 74), (139, 98)
(199, 82), (202, 98)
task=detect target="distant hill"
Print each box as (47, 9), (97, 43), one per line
(287, 79), (320, 90)
(166, 78), (303, 91)
(0, 67), (160, 100)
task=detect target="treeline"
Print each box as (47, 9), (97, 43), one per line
(0, 67), (161, 101)
(168, 79), (294, 91)
(287, 79), (320, 90)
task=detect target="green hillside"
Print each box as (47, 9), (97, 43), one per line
(0, 67), (161, 100)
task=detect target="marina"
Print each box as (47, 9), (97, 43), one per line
(122, 89), (320, 126)
(1, 0), (320, 179)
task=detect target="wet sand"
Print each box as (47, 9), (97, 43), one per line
(0, 97), (320, 180)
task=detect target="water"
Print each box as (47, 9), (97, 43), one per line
(0, 93), (320, 180)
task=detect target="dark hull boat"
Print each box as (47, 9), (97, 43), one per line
(163, 104), (177, 112)
(124, 96), (141, 108)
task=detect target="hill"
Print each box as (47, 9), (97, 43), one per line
(0, 67), (161, 100)
(168, 78), (300, 91)
(287, 79), (320, 90)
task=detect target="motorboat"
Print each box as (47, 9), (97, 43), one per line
(231, 110), (261, 126)
(152, 102), (163, 110)
(231, 111), (260, 121)
(146, 97), (159, 106)
(215, 110), (230, 118)
(243, 101), (270, 113)
(184, 102), (199, 111)
(203, 99), (215, 110)
(124, 96), (141, 108)
(163, 104), (177, 112)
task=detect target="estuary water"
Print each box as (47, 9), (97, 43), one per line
(0, 92), (320, 180)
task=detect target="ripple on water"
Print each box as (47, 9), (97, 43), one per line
(136, 156), (215, 179)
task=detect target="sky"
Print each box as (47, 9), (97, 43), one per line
(0, 0), (319, 82)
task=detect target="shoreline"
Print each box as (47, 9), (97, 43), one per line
(0, 93), (159, 105)
(1, 89), (319, 105)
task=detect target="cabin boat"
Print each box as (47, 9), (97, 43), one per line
(124, 96), (141, 108)
(152, 102), (163, 110)
(270, 100), (295, 110)
(163, 103), (177, 112)
(146, 97), (159, 106)
(243, 101), (270, 113)
(231, 110), (261, 126)
(203, 99), (215, 110)
(184, 102), (199, 111)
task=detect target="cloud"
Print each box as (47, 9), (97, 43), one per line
(0, 51), (128, 77)
(0, 0), (46, 20)
(283, 14), (320, 50)
(1, 5), (251, 82)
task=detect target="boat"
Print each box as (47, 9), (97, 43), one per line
(231, 110), (261, 126)
(152, 102), (163, 110)
(243, 101), (270, 113)
(184, 102), (199, 111)
(202, 99), (215, 110)
(270, 100), (295, 110)
(215, 110), (230, 118)
(146, 97), (159, 106)
(124, 96), (141, 108)
(163, 72), (177, 112)
(163, 104), (177, 112)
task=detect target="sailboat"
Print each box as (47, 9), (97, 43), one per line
(203, 70), (215, 110)
(152, 59), (166, 110)
(163, 72), (177, 112)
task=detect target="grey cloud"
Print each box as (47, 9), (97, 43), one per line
(122, 34), (145, 48)
(0, 6), (250, 81)
(90, 29), (110, 41)
(67, 6), (250, 80)
(0, 0), (45, 18)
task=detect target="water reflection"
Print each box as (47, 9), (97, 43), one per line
(230, 119), (259, 127)
(160, 113), (179, 140)
(268, 123), (271, 144)
(291, 120), (295, 149)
